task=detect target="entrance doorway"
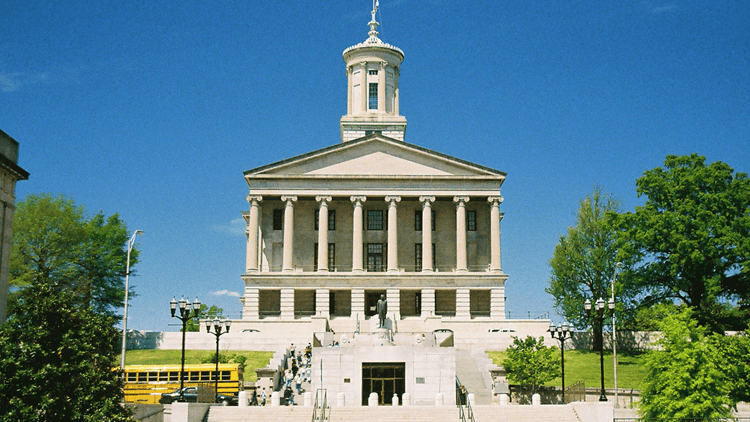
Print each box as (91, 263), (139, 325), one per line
(361, 363), (405, 405)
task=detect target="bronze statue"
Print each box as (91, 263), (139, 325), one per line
(376, 294), (387, 328)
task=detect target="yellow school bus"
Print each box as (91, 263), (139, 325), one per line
(122, 364), (242, 404)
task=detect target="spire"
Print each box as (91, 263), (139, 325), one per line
(368, 0), (380, 43)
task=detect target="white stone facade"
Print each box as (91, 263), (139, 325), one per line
(236, 6), (521, 343)
(0, 130), (28, 323)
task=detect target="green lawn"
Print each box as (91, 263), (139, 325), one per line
(124, 350), (274, 382)
(486, 349), (648, 391)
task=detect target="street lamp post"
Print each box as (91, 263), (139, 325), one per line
(171, 296), (201, 401)
(585, 298), (611, 402)
(548, 322), (574, 404)
(120, 230), (143, 370)
(611, 262), (622, 407)
(205, 318), (232, 401)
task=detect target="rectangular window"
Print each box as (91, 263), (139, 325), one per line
(315, 210), (336, 231)
(328, 243), (336, 270)
(414, 243), (436, 269)
(467, 210), (477, 231)
(368, 83), (378, 110)
(314, 243), (336, 271)
(414, 210), (435, 231)
(273, 209), (283, 231)
(367, 243), (385, 272)
(368, 69), (378, 76)
(367, 210), (384, 230)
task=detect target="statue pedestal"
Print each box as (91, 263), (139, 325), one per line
(372, 327), (392, 346)
(369, 316), (392, 332)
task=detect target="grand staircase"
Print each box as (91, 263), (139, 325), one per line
(205, 404), (582, 422)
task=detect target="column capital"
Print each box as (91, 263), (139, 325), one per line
(488, 195), (504, 205)
(419, 196), (435, 204)
(350, 195), (367, 204)
(281, 195), (298, 204)
(246, 195), (263, 204)
(453, 196), (470, 205)
(316, 195), (332, 204)
(385, 195), (401, 204)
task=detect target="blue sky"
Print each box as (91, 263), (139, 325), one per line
(2, 1), (748, 331)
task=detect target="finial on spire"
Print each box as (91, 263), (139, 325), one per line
(368, 0), (380, 42)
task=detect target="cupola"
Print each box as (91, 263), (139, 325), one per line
(340, 1), (407, 142)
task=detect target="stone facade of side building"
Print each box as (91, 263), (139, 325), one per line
(0, 129), (29, 323)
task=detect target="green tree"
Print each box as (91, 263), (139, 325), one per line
(185, 304), (224, 332)
(502, 336), (560, 398)
(711, 330), (750, 408)
(10, 194), (138, 317)
(614, 154), (750, 331)
(546, 188), (622, 349)
(640, 308), (731, 421)
(0, 282), (132, 422)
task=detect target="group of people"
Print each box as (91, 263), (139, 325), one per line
(248, 342), (313, 406)
(282, 343), (313, 406)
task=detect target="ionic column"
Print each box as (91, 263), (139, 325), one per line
(281, 195), (297, 272)
(421, 288), (435, 317)
(420, 196), (435, 272)
(351, 196), (367, 272)
(378, 61), (385, 112)
(246, 195), (263, 272)
(316, 196), (332, 272)
(385, 196), (401, 273)
(316, 288), (330, 318)
(280, 288), (295, 320)
(488, 196), (504, 272)
(454, 196), (469, 272)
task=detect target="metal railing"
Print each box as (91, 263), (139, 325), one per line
(455, 376), (475, 422)
(311, 389), (330, 422)
(565, 380), (586, 404)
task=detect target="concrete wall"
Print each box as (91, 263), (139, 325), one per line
(126, 319), (551, 353)
(312, 342), (456, 407)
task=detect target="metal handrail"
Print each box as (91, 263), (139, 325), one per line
(311, 389), (330, 422)
(455, 376), (475, 422)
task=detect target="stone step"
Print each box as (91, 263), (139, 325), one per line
(206, 406), (459, 422)
(454, 349), (493, 405)
(206, 404), (582, 422)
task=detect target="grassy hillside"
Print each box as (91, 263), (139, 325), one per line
(124, 350), (274, 382)
(486, 349), (648, 391)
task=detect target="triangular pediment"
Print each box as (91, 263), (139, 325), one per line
(245, 135), (504, 178)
